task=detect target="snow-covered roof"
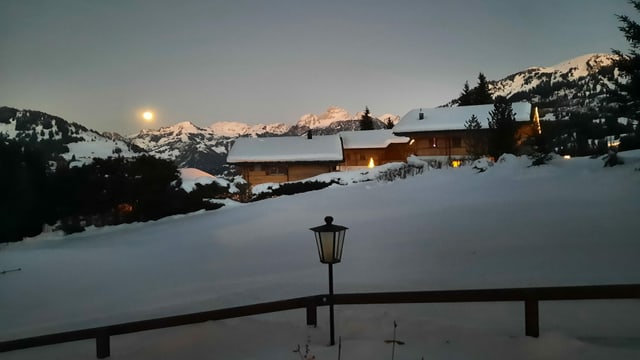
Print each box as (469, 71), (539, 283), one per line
(338, 130), (410, 149)
(227, 135), (343, 163)
(393, 102), (532, 133)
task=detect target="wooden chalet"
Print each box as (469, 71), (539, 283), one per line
(226, 134), (344, 186)
(393, 102), (540, 162)
(338, 130), (411, 169)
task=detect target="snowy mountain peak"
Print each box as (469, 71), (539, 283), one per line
(484, 53), (621, 118)
(297, 106), (354, 129)
(209, 121), (289, 137)
(545, 53), (616, 74)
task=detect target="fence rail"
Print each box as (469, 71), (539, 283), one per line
(1, 284), (639, 358)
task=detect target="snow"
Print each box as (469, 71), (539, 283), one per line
(545, 53), (615, 76)
(227, 135), (344, 163)
(339, 130), (409, 149)
(179, 168), (217, 192)
(58, 132), (139, 166)
(394, 102), (532, 133)
(1, 151), (640, 359)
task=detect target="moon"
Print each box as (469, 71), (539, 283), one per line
(142, 111), (154, 122)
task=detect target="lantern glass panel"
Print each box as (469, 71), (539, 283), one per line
(320, 231), (335, 263)
(335, 230), (345, 261)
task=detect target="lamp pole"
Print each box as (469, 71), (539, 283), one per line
(328, 262), (335, 346)
(310, 216), (348, 347)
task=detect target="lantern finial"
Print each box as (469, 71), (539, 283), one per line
(324, 216), (333, 225)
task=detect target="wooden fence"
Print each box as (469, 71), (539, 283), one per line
(1, 284), (638, 358)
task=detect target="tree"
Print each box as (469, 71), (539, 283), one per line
(384, 117), (394, 129)
(474, 73), (493, 105)
(457, 73), (493, 106)
(459, 81), (474, 106)
(613, 0), (640, 137)
(488, 96), (518, 158)
(464, 114), (485, 159)
(0, 139), (49, 242)
(359, 106), (374, 130)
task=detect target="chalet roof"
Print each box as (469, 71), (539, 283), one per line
(227, 135), (343, 163)
(393, 102), (533, 133)
(338, 130), (410, 149)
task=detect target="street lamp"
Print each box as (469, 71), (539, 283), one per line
(310, 216), (348, 346)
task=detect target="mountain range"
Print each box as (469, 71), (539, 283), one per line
(1, 53), (626, 175)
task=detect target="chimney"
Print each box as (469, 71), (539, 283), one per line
(418, 108), (424, 120)
(307, 130), (312, 139)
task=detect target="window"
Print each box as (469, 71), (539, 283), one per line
(266, 165), (287, 175)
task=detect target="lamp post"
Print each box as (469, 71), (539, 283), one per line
(310, 216), (348, 346)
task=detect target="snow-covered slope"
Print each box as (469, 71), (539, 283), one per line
(487, 53), (620, 118)
(0, 106), (142, 165)
(1, 152), (639, 359)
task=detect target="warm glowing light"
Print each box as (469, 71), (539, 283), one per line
(533, 106), (542, 134)
(142, 111), (154, 122)
(367, 157), (375, 168)
(451, 160), (462, 168)
(563, 155), (571, 159)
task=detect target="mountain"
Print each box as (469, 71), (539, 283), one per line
(447, 53), (622, 120)
(209, 121), (289, 137)
(283, 106), (397, 135)
(0, 106), (143, 166)
(128, 121), (233, 175)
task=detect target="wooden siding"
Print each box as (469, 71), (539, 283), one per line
(409, 131), (471, 158)
(235, 163), (338, 186)
(404, 123), (535, 158)
(288, 164), (336, 181)
(341, 143), (411, 167)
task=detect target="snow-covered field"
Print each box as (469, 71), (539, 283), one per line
(1, 153), (640, 359)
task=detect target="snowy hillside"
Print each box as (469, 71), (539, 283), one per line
(0, 107), (141, 165)
(1, 152), (639, 359)
(486, 53), (620, 118)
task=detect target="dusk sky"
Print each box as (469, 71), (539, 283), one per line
(0, 0), (632, 134)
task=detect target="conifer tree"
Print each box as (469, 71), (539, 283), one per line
(459, 81), (473, 106)
(474, 73), (493, 105)
(613, 0), (640, 137)
(458, 73), (493, 106)
(385, 117), (394, 129)
(488, 96), (518, 158)
(359, 106), (374, 130)
(464, 114), (485, 159)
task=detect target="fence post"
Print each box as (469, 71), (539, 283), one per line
(306, 304), (317, 327)
(525, 300), (539, 337)
(96, 330), (110, 359)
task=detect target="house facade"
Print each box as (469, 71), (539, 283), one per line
(393, 102), (540, 162)
(338, 130), (410, 169)
(226, 135), (344, 186)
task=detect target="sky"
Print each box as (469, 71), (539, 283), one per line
(0, 0), (633, 135)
